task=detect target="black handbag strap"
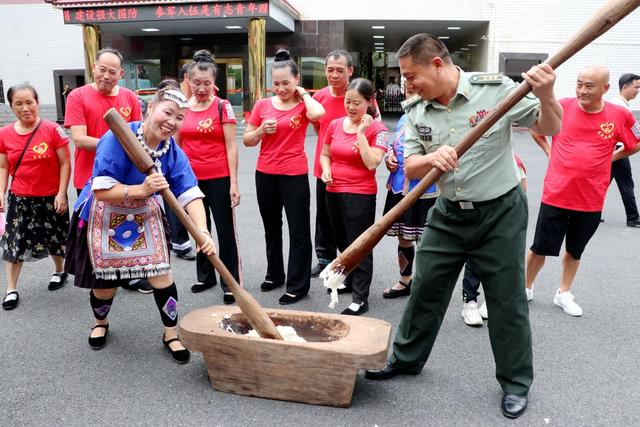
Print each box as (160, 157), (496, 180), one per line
(12, 119), (43, 181)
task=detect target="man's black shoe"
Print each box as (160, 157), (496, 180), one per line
(501, 393), (528, 419)
(627, 220), (640, 228)
(364, 362), (422, 380)
(311, 263), (327, 278)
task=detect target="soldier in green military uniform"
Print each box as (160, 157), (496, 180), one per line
(365, 34), (562, 419)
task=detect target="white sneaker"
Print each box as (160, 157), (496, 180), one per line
(462, 301), (484, 326)
(478, 301), (488, 319)
(525, 287), (534, 301)
(553, 289), (583, 316)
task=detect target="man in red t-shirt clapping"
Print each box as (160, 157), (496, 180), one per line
(526, 66), (640, 316)
(64, 47), (147, 292)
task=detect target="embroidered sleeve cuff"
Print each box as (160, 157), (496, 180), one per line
(178, 186), (205, 208)
(92, 176), (119, 190)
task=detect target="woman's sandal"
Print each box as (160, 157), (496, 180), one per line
(2, 291), (19, 310)
(163, 335), (191, 364)
(88, 323), (109, 350)
(383, 279), (412, 299)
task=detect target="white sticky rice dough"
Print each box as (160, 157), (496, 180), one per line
(320, 262), (347, 309)
(245, 325), (307, 343)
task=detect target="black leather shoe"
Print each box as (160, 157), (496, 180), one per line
(341, 302), (369, 316)
(279, 292), (306, 305)
(223, 292), (235, 305)
(501, 393), (528, 419)
(163, 336), (190, 364)
(88, 323), (109, 350)
(261, 280), (284, 292)
(627, 220), (640, 228)
(191, 282), (216, 293)
(365, 362), (422, 380)
(311, 263), (328, 278)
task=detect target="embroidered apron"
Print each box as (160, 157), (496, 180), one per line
(88, 197), (170, 280)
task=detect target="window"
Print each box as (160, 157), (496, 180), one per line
(499, 53), (548, 83)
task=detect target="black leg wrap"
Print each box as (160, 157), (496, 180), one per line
(398, 244), (415, 277)
(90, 290), (114, 321)
(153, 283), (179, 327)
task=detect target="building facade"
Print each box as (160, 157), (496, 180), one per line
(1, 0), (640, 123)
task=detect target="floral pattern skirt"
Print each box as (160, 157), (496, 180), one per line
(1, 192), (69, 263)
(383, 191), (436, 241)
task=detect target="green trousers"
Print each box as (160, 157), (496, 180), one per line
(389, 186), (533, 395)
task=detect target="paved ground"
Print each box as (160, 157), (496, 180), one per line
(2, 122), (640, 426)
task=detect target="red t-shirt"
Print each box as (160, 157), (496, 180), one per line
(324, 118), (389, 195)
(180, 97), (236, 180)
(542, 98), (640, 211)
(64, 84), (142, 189)
(248, 98), (310, 175)
(313, 87), (348, 178)
(0, 120), (69, 197)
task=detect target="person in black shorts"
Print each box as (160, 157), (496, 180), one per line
(525, 66), (640, 317)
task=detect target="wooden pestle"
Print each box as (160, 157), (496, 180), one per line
(103, 108), (284, 340)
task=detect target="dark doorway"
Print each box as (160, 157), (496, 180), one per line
(53, 69), (85, 123)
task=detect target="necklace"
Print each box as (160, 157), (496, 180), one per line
(136, 124), (170, 169)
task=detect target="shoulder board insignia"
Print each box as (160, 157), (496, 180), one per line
(469, 73), (503, 85)
(401, 95), (422, 110)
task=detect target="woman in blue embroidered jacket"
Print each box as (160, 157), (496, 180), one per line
(65, 83), (215, 364)
(381, 85), (437, 299)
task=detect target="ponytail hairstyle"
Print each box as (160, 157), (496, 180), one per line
(188, 49), (218, 80)
(347, 78), (378, 117)
(272, 48), (299, 77)
(151, 79), (188, 108)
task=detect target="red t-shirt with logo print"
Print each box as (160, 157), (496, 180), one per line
(248, 98), (310, 175)
(542, 97), (640, 212)
(0, 120), (69, 197)
(312, 87), (381, 179)
(312, 87), (348, 178)
(180, 97), (236, 180)
(323, 118), (389, 195)
(64, 84), (142, 189)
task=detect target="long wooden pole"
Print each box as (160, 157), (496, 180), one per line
(103, 109), (284, 341)
(327, 0), (640, 277)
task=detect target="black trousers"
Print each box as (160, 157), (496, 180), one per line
(164, 200), (191, 251)
(462, 260), (481, 303)
(255, 171), (311, 296)
(314, 179), (337, 265)
(196, 177), (241, 293)
(610, 157), (639, 222)
(325, 192), (376, 304)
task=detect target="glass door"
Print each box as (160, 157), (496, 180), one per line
(216, 58), (243, 118)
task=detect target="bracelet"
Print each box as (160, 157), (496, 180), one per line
(300, 92), (310, 97)
(123, 185), (130, 200)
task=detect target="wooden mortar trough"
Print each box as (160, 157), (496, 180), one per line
(180, 306), (392, 407)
